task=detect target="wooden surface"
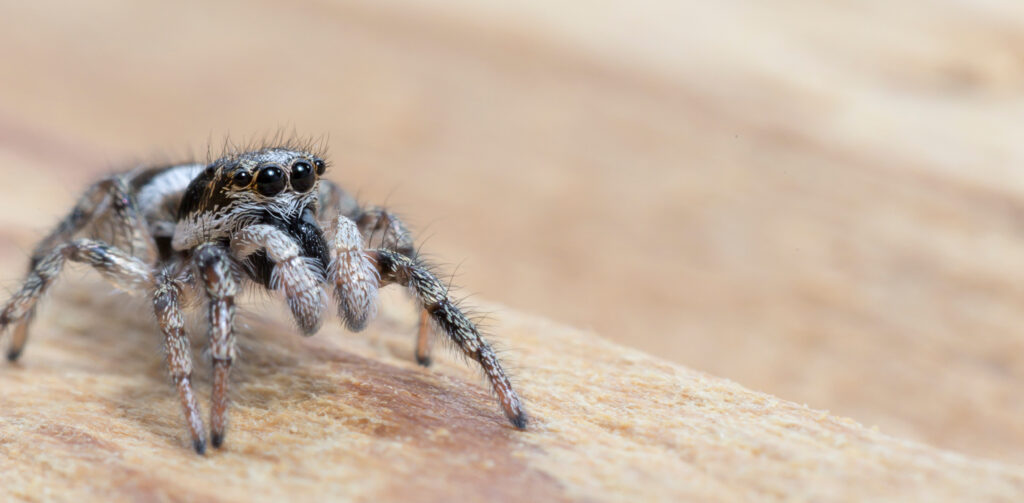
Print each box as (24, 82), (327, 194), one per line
(0, 281), (1021, 502)
(0, 0), (1023, 492)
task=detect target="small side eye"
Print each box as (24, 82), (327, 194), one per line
(255, 166), (286, 196)
(291, 161), (315, 193)
(314, 159), (326, 176)
(232, 170), (252, 187)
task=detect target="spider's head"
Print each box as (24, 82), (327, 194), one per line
(172, 148), (327, 250)
(215, 148), (327, 200)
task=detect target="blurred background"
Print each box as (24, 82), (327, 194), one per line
(1, 0), (1023, 464)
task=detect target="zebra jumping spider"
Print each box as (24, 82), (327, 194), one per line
(0, 144), (527, 453)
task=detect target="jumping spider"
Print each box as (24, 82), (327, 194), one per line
(0, 145), (527, 453)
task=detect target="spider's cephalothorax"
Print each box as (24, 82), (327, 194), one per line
(0, 146), (527, 454)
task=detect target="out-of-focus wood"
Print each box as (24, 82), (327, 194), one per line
(0, 280), (1021, 502)
(0, 0), (1023, 468)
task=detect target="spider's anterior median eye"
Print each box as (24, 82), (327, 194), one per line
(255, 166), (286, 196)
(232, 170), (252, 187)
(314, 159), (325, 176)
(291, 161), (315, 193)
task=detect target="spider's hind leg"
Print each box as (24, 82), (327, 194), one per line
(3, 176), (154, 360)
(0, 239), (153, 360)
(3, 180), (108, 359)
(371, 249), (527, 429)
(415, 309), (433, 367)
(5, 311), (34, 362)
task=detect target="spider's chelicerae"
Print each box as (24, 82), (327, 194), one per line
(0, 144), (527, 453)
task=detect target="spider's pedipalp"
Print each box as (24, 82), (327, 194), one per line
(232, 224), (327, 335)
(194, 243), (239, 449)
(329, 215), (379, 332)
(338, 196), (434, 366)
(371, 249), (528, 429)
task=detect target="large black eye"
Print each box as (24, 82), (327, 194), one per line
(232, 170), (252, 187)
(255, 165), (285, 196)
(291, 161), (315, 193)
(314, 159), (325, 175)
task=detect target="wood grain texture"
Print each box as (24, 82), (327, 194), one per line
(0, 280), (1021, 502)
(0, 0), (1022, 485)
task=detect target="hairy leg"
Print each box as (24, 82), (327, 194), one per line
(28, 179), (114, 266)
(9, 177), (156, 359)
(232, 224), (327, 335)
(153, 267), (206, 454)
(31, 176), (155, 264)
(354, 207), (440, 355)
(328, 216), (380, 332)
(370, 249), (527, 429)
(104, 176), (158, 263)
(194, 244), (238, 449)
(1, 239), (153, 360)
(316, 179), (360, 230)
(319, 184), (433, 364)
(355, 206), (415, 257)
(355, 207), (443, 364)
(415, 309), (433, 366)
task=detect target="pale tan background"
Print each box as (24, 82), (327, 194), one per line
(0, 0), (1023, 467)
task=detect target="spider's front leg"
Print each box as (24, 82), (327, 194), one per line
(207, 224), (327, 448)
(370, 249), (528, 429)
(193, 244), (239, 449)
(153, 267), (207, 454)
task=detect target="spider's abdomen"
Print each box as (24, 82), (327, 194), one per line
(125, 163), (207, 261)
(131, 163), (206, 217)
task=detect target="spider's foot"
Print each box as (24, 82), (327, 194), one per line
(509, 410), (528, 430)
(415, 308), (433, 367)
(5, 322), (29, 362)
(339, 308), (371, 333)
(193, 438), (207, 455)
(288, 289), (325, 336)
(6, 347), (23, 362)
(211, 432), (225, 449)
